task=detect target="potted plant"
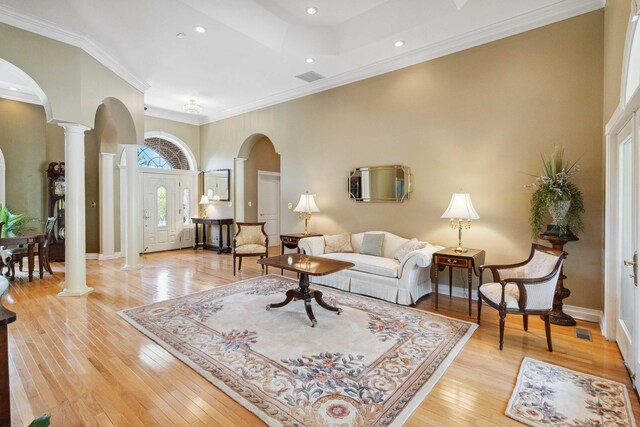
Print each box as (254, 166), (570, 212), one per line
(0, 206), (32, 237)
(528, 146), (585, 238)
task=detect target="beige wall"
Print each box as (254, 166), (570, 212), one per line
(201, 11), (605, 310)
(0, 99), (99, 251)
(243, 137), (280, 222)
(604, 0), (632, 124)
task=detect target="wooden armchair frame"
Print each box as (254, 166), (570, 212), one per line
(477, 244), (567, 352)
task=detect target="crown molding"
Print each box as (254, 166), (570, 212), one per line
(201, 0), (604, 124)
(144, 105), (202, 126)
(0, 88), (42, 105)
(0, 4), (150, 93)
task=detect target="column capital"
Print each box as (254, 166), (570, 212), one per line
(100, 152), (116, 159)
(58, 122), (91, 134)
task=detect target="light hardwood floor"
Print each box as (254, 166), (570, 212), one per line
(4, 248), (640, 426)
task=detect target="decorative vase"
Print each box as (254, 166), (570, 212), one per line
(549, 200), (571, 225)
(544, 200), (572, 236)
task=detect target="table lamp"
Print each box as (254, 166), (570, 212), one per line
(441, 193), (480, 253)
(294, 192), (319, 235)
(199, 195), (210, 218)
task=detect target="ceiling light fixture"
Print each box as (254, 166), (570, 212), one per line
(306, 7), (318, 15)
(8, 87), (18, 91)
(305, 57), (315, 63)
(176, 32), (186, 38)
(183, 99), (202, 114)
(193, 26), (207, 33)
(394, 40), (405, 47)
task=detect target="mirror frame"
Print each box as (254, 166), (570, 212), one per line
(201, 168), (231, 202)
(348, 165), (412, 202)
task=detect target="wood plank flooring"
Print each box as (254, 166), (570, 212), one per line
(4, 248), (639, 426)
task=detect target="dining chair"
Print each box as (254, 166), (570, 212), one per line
(7, 217), (57, 280)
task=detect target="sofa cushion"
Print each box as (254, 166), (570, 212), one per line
(324, 233), (353, 253)
(394, 239), (429, 262)
(320, 252), (400, 278)
(360, 233), (385, 257)
(351, 231), (409, 259)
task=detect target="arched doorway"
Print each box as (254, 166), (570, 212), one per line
(119, 133), (198, 253)
(235, 134), (281, 243)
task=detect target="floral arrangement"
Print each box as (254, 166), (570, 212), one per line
(527, 146), (584, 238)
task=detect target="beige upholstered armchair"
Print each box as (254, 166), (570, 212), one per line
(233, 222), (269, 276)
(477, 244), (566, 352)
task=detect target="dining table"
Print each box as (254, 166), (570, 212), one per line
(1, 233), (46, 282)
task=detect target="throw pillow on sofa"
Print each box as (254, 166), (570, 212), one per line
(360, 233), (385, 257)
(324, 233), (353, 253)
(394, 239), (429, 262)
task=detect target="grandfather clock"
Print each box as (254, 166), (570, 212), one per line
(46, 162), (65, 261)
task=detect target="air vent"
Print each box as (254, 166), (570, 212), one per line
(575, 327), (592, 342)
(295, 71), (325, 83)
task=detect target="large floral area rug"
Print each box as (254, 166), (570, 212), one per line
(506, 357), (637, 427)
(119, 274), (476, 426)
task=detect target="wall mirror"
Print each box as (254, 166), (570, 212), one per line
(348, 165), (412, 202)
(202, 169), (230, 201)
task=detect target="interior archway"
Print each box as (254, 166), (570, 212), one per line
(0, 58), (53, 122)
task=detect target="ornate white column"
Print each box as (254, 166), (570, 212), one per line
(234, 158), (246, 222)
(99, 152), (116, 259)
(122, 145), (142, 270)
(58, 123), (93, 297)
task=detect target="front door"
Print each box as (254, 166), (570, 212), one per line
(143, 173), (179, 252)
(258, 172), (280, 245)
(617, 117), (639, 386)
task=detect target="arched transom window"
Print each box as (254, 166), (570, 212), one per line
(138, 137), (190, 170)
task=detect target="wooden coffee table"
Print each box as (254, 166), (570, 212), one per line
(257, 254), (354, 327)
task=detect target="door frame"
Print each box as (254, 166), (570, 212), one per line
(257, 170), (280, 246)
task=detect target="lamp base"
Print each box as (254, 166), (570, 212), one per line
(454, 246), (468, 254)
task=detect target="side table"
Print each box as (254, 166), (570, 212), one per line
(433, 247), (485, 316)
(540, 233), (579, 326)
(280, 233), (322, 274)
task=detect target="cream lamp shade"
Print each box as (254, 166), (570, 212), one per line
(441, 193), (479, 253)
(294, 192), (319, 235)
(293, 193), (320, 213)
(441, 193), (480, 220)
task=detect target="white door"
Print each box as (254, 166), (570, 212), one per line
(258, 172), (280, 245)
(143, 173), (179, 252)
(616, 117), (639, 386)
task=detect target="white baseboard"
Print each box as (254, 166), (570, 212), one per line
(436, 284), (603, 325)
(563, 305), (603, 324)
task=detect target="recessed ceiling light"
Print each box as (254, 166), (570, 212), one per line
(176, 32), (186, 39)
(305, 58), (315, 63)
(394, 40), (405, 47)
(306, 7), (318, 15)
(8, 87), (18, 91)
(193, 26), (207, 33)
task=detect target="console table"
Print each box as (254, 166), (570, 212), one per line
(192, 218), (233, 254)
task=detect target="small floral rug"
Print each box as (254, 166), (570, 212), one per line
(506, 358), (637, 427)
(118, 274), (476, 426)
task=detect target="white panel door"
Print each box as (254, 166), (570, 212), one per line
(616, 117), (639, 386)
(258, 172), (280, 245)
(143, 173), (179, 252)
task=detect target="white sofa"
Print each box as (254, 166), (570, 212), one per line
(298, 231), (443, 305)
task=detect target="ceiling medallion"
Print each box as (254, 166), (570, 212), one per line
(183, 99), (202, 114)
